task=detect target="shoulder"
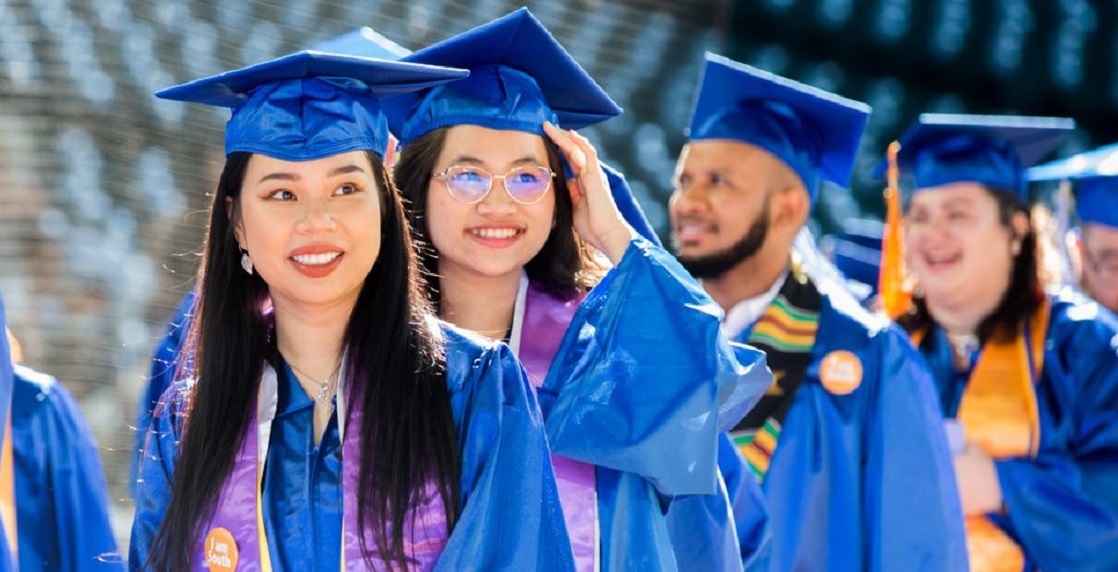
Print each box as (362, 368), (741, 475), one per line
(437, 319), (520, 391)
(13, 364), (60, 397)
(12, 365), (68, 423)
(1045, 287), (1118, 359)
(1047, 287), (1118, 342)
(811, 278), (926, 389)
(814, 276), (898, 348)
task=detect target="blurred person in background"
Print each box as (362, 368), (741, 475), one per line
(885, 114), (1118, 571)
(1, 288), (121, 570)
(1028, 143), (1118, 314)
(130, 51), (577, 570)
(386, 9), (771, 571)
(669, 53), (967, 571)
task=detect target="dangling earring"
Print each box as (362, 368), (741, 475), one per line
(240, 249), (254, 275)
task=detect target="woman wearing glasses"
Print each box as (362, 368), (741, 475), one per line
(885, 115), (1118, 571)
(385, 9), (771, 571)
(129, 52), (577, 571)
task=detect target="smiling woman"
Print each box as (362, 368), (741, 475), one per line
(385, 9), (772, 572)
(128, 50), (577, 572)
(889, 114), (1118, 571)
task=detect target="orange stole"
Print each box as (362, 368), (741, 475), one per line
(1, 418), (16, 564)
(911, 298), (1052, 572)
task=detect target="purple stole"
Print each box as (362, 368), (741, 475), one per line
(199, 364), (448, 571)
(516, 279), (599, 572)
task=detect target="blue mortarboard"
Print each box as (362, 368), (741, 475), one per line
(156, 51), (468, 161)
(876, 114), (1075, 199)
(602, 162), (662, 246)
(382, 8), (622, 144)
(831, 218), (883, 296)
(309, 27), (411, 60)
(1029, 142), (1118, 228)
(686, 53), (871, 201)
(833, 237), (882, 297)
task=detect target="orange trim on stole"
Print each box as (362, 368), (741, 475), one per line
(1, 418), (17, 564)
(910, 300), (1052, 571)
(911, 298), (1050, 460)
(965, 515), (1026, 572)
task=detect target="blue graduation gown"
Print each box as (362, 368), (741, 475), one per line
(720, 274), (968, 571)
(665, 434), (772, 572)
(130, 326), (575, 570)
(12, 366), (122, 571)
(538, 238), (771, 571)
(259, 361), (344, 567)
(131, 291), (195, 496)
(918, 289), (1118, 570)
(0, 291), (16, 571)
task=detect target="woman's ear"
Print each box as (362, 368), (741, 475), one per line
(226, 196), (245, 249)
(1010, 210), (1030, 254)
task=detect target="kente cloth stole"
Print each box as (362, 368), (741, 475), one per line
(911, 297), (1051, 572)
(730, 274), (822, 481)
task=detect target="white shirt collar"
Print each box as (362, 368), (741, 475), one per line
(721, 272), (787, 340)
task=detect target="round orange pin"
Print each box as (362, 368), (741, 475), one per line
(203, 527), (239, 571)
(820, 350), (863, 395)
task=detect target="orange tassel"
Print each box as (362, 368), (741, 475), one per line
(879, 141), (912, 318)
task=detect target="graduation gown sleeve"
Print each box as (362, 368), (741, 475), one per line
(131, 291), (194, 496)
(539, 237), (771, 497)
(128, 380), (186, 571)
(12, 366), (122, 571)
(435, 330), (575, 571)
(994, 301), (1118, 570)
(758, 290), (966, 571)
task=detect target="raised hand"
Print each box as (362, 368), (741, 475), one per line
(543, 121), (636, 264)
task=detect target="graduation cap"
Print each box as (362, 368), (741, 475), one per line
(309, 27), (411, 60)
(876, 113), (1075, 199)
(381, 7), (622, 144)
(602, 162), (661, 246)
(1028, 142), (1118, 228)
(830, 219), (884, 297)
(155, 50), (468, 161)
(685, 53), (871, 202)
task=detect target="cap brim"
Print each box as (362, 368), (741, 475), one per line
(156, 50), (467, 108)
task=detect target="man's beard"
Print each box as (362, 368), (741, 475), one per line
(674, 213), (769, 279)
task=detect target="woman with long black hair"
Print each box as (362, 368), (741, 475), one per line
(385, 9), (771, 571)
(129, 51), (575, 571)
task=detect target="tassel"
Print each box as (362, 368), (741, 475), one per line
(879, 141), (912, 318)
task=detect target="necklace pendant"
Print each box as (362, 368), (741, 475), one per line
(315, 384), (329, 403)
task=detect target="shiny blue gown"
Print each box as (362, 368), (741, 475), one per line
(12, 366), (122, 571)
(917, 289), (1118, 570)
(130, 326), (575, 571)
(538, 237), (771, 570)
(719, 272), (968, 571)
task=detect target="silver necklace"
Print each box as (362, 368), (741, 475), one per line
(288, 359), (342, 404)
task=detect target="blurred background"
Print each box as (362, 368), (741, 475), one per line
(0, 0), (1113, 549)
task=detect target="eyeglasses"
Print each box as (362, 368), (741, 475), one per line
(432, 165), (556, 205)
(1082, 247), (1118, 278)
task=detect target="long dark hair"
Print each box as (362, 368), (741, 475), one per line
(898, 186), (1045, 344)
(148, 151), (459, 571)
(394, 127), (602, 305)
